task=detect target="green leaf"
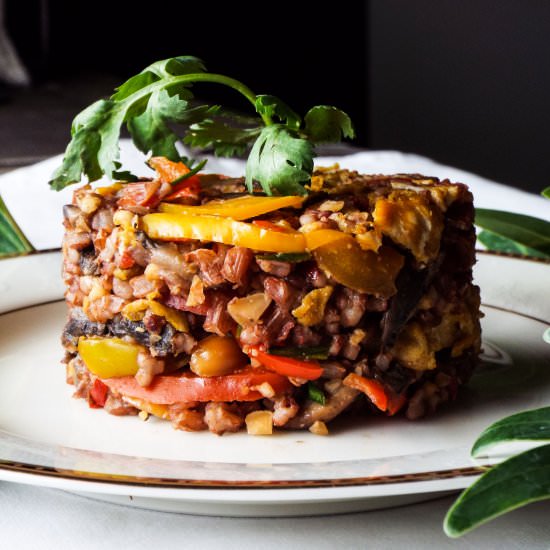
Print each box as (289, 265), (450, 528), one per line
(477, 230), (550, 259)
(184, 118), (261, 157)
(51, 55), (355, 192)
(128, 89), (192, 160)
(171, 159), (207, 184)
(444, 444), (550, 537)
(475, 208), (550, 256)
(0, 194), (33, 255)
(50, 99), (122, 190)
(471, 407), (550, 458)
(254, 95), (301, 130)
(304, 106), (355, 143)
(245, 125), (313, 196)
(542, 187), (550, 200)
(307, 383), (326, 405)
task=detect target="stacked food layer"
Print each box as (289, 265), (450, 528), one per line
(62, 159), (481, 434)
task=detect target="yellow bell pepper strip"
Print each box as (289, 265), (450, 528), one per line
(303, 228), (350, 250)
(312, 235), (404, 297)
(78, 337), (143, 378)
(142, 212), (307, 253)
(158, 194), (304, 220)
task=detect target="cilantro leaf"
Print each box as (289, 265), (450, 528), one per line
(185, 118), (261, 157)
(304, 106), (355, 143)
(255, 95), (301, 130)
(128, 89), (192, 159)
(245, 125), (313, 195)
(50, 55), (355, 193)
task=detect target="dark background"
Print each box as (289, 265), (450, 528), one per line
(2, 0), (549, 193)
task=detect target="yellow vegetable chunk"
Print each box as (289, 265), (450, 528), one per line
(313, 236), (404, 298)
(303, 229), (349, 250)
(78, 337), (143, 378)
(373, 192), (443, 263)
(159, 194), (304, 220)
(245, 410), (273, 435)
(292, 286), (333, 326)
(142, 213), (307, 253)
(189, 335), (248, 377)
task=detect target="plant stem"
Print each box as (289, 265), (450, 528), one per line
(123, 73), (273, 126)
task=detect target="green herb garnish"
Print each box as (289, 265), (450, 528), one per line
(49, 55), (354, 195)
(268, 345), (330, 360)
(307, 383), (326, 405)
(444, 407), (550, 537)
(256, 252), (312, 263)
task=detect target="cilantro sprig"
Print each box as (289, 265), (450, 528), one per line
(49, 55), (354, 195)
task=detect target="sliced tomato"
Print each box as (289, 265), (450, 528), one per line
(117, 181), (161, 208)
(101, 368), (291, 404)
(251, 349), (323, 381)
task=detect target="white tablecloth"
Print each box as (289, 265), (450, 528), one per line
(1, 146), (549, 548)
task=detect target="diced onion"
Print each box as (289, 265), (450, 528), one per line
(227, 292), (272, 326)
(245, 411), (273, 435)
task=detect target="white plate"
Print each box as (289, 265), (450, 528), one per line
(0, 251), (548, 516)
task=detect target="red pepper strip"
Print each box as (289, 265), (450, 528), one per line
(251, 348), (323, 381)
(164, 176), (201, 201)
(387, 393), (407, 416)
(89, 378), (109, 408)
(117, 181), (161, 208)
(343, 373), (389, 411)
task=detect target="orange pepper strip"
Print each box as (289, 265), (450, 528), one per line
(148, 156), (190, 183)
(141, 213), (307, 253)
(343, 373), (389, 411)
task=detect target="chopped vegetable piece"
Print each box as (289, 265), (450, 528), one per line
(291, 286), (333, 326)
(142, 213), (307, 253)
(101, 368), (291, 403)
(303, 229), (349, 250)
(256, 251), (312, 262)
(251, 348), (323, 380)
(159, 194), (304, 220)
(227, 292), (272, 326)
(309, 420), (329, 436)
(189, 335), (248, 377)
(89, 378), (109, 408)
(267, 345), (330, 360)
(313, 238), (404, 297)
(308, 383), (326, 405)
(343, 373), (388, 412)
(148, 156), (191, 183)
(122, 299), (189, 332)
(117, 181), (161, 208)
(78, 337), (144, 378)
(245, 410), (274, 435)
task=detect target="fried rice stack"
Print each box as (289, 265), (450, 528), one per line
(61, 162), (481, 434)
